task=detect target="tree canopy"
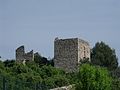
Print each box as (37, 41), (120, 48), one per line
(76, 64), (112, 90)
(91, 42), (118, 70)
(0, 41), (120, 90)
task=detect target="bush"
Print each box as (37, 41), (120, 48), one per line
(75, 64), (112, 90)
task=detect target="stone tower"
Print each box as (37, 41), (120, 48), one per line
(16, 46), (25, 61)
(16, 46), (34, 62)
(54, 38), (90, 72)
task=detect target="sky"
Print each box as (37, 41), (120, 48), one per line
(0, 0), (120, 64)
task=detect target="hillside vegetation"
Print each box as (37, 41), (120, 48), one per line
(0, 42), (120, 90)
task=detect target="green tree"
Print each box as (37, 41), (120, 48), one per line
(4, 60), (15, 67)
(91, 42), (118, 70)
(75, 64), (112, 90)
(112, 78), (120, 90)
(111, 66), (120, 78)
(0, 60), (4, 70)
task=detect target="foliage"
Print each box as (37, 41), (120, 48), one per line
(4, 60), (15, 67)
(0, 59), (69, 90)
(111, 78), (120, 90)
(0, 41), (120, 90)
(75, 64), (112, 90)
(111, 66), (120, 79)
(0, 60), (119, 90)
(91, 42), (118, 70)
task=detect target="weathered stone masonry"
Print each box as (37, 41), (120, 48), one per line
(16, 46), (34, 62)
(54, 38), (90, 72)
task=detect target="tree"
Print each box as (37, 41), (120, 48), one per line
(111, 66), (120, 78)
(91, 42), (118, 70)
(49, 59), (54, 66)
(112, 78), (120, 90)
(75, 64), (112, 90)
(4, 60), (15, 67)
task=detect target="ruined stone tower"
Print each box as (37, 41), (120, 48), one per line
(16, 46), (34, 62)
(16, 46), (25, 61)
(54, 38), (90, 72)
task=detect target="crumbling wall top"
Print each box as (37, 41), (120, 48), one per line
(16, 45), (24, 51)
(54, 37), (89, 45)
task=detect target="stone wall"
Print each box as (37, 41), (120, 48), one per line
(54, 38), (78, 72)
(54, 38), (90, 72)
(24, 50), (34, 61)
(78, 39), (90, 62)
(16, 46), (25, 61)
(16, 46), (34, 62)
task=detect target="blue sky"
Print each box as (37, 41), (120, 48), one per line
(0, 0), (120, 64)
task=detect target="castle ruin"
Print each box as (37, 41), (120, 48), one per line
(54, 38), (90, 72)
(16, 46), (34, 62)
(15, 38), (90, 72)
